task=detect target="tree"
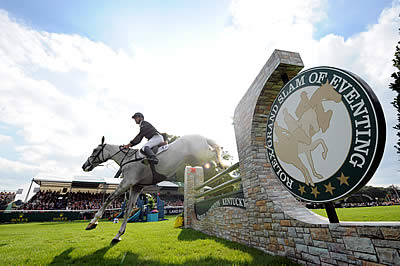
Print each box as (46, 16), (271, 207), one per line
(389, 39), (400, 156)
(162, 133), (180, 144)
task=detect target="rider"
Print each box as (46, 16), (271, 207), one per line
(123, 112), (163, 164)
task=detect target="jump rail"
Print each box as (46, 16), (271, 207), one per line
(194, 162), (240, 199)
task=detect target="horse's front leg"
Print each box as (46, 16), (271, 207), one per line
(85, 182), (128, 230)
(111, 186), (142, 244)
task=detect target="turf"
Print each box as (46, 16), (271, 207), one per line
(311, 205), (400, 221)
(0, 216), (297, 265)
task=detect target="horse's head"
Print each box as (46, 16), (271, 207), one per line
(320, 81), (341, 103)
(82, 136), (107, 172)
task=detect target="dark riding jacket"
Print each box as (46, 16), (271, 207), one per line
(129, 120), (160, 146)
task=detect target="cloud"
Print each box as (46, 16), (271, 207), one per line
(0, 1), (399, 190)
(0, 134), (12, 143)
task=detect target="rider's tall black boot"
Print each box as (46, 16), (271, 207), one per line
(143, 146), (159, 165)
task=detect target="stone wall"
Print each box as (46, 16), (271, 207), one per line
(184, 49), (400, 265)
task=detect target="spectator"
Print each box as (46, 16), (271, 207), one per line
(21, 191), (124, 210)
(0, 191), (16, 210)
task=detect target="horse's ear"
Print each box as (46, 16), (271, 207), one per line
(101, 136), (105, 145)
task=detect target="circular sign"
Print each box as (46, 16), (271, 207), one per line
(266, 66), (385, 202)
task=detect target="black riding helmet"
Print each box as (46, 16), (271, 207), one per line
(132, 112), (144, 119)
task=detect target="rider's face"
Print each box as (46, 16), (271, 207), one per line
(134, 117), (141, 124)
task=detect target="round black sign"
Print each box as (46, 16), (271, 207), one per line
(266, 66), (386, 202)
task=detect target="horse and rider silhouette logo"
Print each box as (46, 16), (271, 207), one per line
(266, 67), (385, 202)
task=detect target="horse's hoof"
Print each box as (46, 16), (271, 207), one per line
(85, 222), (98, 230)
(110, 238), (121, 245)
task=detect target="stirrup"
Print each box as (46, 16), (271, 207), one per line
(142, 157), (159, 165)
(149, 157), (159, 165)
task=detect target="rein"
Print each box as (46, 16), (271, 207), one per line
(112, 147), (145, 178)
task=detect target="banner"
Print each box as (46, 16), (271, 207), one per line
(195, 190), (246, 220)
(0, 211), (80, 223)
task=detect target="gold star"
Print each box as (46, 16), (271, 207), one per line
(311, 186), (320, 199)
(298, 185), (306, 195)
(324, 182), (336, 195)
(337, 172), (350, 186)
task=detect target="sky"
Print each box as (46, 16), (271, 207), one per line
(0, 0), (399, 191)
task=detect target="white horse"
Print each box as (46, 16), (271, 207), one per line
(82, 134), (228, 244)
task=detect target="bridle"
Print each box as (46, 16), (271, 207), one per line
(86, 144), (107, 169)
(87, 144), (143, 172)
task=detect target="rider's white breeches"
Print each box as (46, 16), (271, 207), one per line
(142, 134), (163, 150)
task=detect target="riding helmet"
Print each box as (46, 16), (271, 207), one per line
(132, 112), (144, 119)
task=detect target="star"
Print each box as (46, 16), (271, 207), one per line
(324, 182), (336, 196)
(311, 186), (320, 199)
(337, 172), (350, 186)
(298, 185), (306, 195)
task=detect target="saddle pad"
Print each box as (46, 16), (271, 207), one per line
(156, 144), (169, 155)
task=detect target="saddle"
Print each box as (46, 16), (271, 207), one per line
(139, 141), (168, 156)
(139, 141), (169, 185)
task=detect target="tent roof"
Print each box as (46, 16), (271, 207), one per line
(157, 181), (179, 188)
(33, 176), (180, 188)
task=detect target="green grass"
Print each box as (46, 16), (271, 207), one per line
(0, 216), (297, 265)
(311, 205), (400, 221)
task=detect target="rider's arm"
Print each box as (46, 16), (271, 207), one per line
(130, 133), (144, 146)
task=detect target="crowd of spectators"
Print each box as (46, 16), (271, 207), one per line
(19, 190), (185, 210)
(0, 191), (16, 210)
(341, 199), (400, 208)
(164, 200), (183, 207)
(21, 190), (124, 211)
(160, 195), (184, 207)
(307, 199), (400, 209)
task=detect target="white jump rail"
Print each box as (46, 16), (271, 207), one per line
(194, 162), (240, 199)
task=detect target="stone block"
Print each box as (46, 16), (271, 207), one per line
(321, 257), (338, 265)
(263, 222), (272, 230)
(357, 227), (383, 239)
(345, 227), (358, 237)
(309, 246), (330, 258)
(330, 252), (349, 262)
(303, 233), (313, 245)
(313, 240), (328, 248)
(294, 237), (305, 244)
(302, 253), (321, 264)
(353, 252), (378, 262)
(327, 242), (347, 253)
(271, 213), (285, 220)
(284, 246), (295, 257)
(360, 261), (386, 266)
(375, 247), (400, 265)
(296, 243), (308, 253)
(372, 239), (400, 249)
(280, 220), (291, 226)
(343, 237), (375, 254)
(380, 227), (400, 240)
(255, 199), (266, 206)
(288, 227), (297, 237)
(310, 228), (333, 241)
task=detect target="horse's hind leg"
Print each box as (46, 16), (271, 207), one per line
(111, 185), (142, 244)
(85, 181), (129, 230)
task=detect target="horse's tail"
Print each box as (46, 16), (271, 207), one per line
(206, 138), (229, 169)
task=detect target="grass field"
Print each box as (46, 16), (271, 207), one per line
(0, 216), (297, 265)
(311, 205), (400, 221)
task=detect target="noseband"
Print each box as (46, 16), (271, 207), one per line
(87, 144), (107, 168)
